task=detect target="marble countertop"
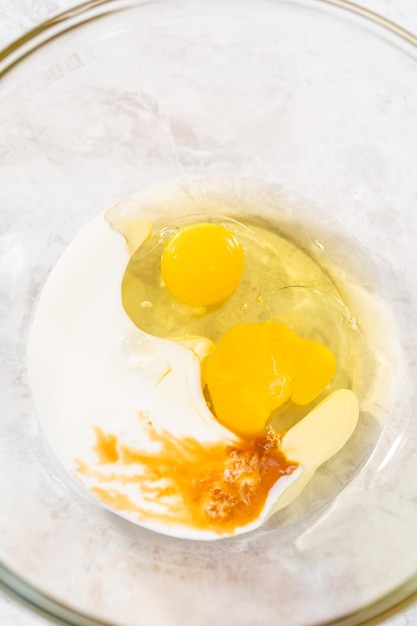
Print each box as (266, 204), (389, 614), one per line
(1, 1), (417, 625)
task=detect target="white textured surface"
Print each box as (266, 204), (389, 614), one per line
(1, 1), (417, 625)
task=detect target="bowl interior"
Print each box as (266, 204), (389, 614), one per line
(1, 1), (417, 625)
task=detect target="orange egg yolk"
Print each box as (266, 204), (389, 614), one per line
(202, 321), (336, 437)
(160, 223), (245, 307)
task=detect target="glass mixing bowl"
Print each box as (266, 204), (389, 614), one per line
(1, 1), (417, 624)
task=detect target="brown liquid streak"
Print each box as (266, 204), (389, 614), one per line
(76, 416), (298, 533)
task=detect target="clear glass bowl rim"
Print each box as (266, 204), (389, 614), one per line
(1, 1), (417, 625)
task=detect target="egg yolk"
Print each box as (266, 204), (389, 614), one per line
(202, 321), (336, 437)
(160, 223), (245, 307)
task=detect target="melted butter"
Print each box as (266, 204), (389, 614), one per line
(76, 416), (298, 534)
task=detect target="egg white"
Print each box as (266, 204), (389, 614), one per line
(27, 213), (302, 540)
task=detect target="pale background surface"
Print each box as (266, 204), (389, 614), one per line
(0, 0), (416, 624)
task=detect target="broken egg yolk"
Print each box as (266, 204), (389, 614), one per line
(202, 322), (336, 437)
(161, 223), (245, 307)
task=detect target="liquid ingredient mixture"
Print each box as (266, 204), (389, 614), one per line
(28, 188), (361, 540)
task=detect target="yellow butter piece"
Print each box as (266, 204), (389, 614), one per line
(270, 389), (359, 515)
